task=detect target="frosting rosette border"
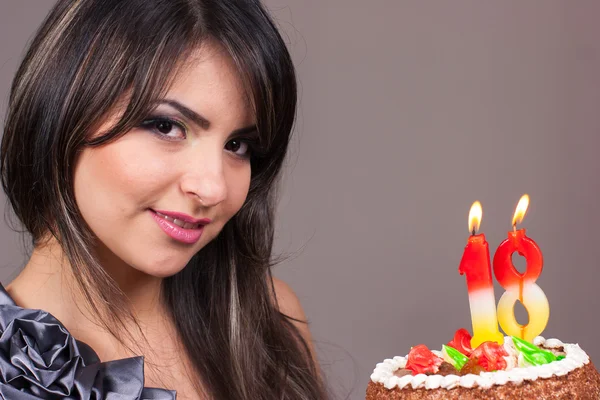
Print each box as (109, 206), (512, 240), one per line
(370, 336), (590, 391)
(0, 284), (176, 399)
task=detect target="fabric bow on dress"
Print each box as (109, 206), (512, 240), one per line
(0, 284), (176, 399)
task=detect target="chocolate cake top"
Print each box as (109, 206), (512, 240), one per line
(370, 336), (589, 391)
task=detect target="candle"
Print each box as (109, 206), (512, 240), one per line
(493, 195), (549, 342)
(459, 201), (504, 348)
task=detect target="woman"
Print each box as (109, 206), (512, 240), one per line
(0, 0), (326, 399)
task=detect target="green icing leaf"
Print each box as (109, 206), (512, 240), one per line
(442, 344), (469, 370)
(511, 336), (539, 353)
(511, 337), (560, 366)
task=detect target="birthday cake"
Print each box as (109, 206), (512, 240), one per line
(366, 330), (600, 399)
(367, 196), (600, 399)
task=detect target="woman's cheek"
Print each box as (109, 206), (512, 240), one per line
(224, 163), (251, 215)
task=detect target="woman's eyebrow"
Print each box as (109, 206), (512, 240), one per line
(157, 99), (211, 129)
(155, 99), (257, 135)
(231, 125), (258, 137)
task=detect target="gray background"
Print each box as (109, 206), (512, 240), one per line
(1, 1), (599, 399)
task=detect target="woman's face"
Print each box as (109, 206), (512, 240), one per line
(73, 43), (255, 278)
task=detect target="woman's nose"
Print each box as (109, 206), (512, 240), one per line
(180, 152), (228, 208)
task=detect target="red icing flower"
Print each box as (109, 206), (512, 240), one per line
(447, 328), (473, 356)
(405, 345), (443, 375)
(470, 341), (508, 372)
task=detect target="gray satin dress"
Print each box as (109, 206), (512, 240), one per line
(0, 283), (176, 399)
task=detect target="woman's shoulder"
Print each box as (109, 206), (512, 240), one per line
(271, 277), (317, 359)
(0, 281), (176, 399)
(272, 277), (306, 321)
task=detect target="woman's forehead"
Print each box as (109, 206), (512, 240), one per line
(164, 44), (254, 125)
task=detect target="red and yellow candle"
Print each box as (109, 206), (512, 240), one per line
(493, 195), (549, 342)
(459, 201), (504, 348)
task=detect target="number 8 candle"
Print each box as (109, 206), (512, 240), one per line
(459, 201), (504, 348)
(493, 194), (549, 342)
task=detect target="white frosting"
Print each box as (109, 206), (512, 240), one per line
(370, 336), (590, 390)
(411, 374), (428, 389)
(441, 374), (460, 389)
(425, 375), (444, 389)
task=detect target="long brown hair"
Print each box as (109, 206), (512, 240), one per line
(1, 0), (327, 398)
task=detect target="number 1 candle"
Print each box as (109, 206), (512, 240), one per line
(459, 201), (504, 348)
(493, 195), (549, 342)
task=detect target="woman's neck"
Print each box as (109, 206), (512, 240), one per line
(5, 236), (173, 361)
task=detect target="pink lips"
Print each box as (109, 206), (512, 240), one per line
(150, 209), (211, 244)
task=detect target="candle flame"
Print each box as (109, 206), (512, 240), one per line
(468, 201), (482, 234)
(512, 194), (530, 227)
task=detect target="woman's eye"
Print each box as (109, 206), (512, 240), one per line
(141, 118), (186, 140)
(225, 139), (250, 157)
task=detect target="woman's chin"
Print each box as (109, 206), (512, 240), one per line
(130, 258), (191, 279)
